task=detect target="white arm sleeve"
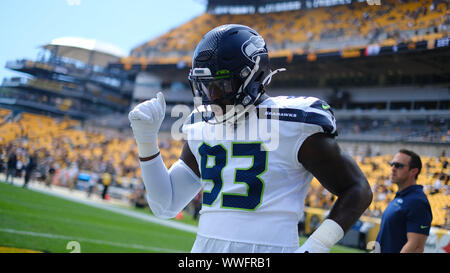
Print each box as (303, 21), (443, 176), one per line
(139, 154), (202, 219)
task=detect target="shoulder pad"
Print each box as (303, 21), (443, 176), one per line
(259, 96), (337, 135)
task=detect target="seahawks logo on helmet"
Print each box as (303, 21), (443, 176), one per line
(241, 36), (267, 63)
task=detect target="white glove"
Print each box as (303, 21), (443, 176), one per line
(128, 92), (166, 158)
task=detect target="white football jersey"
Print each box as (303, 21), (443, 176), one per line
(182, 96), (337, 248)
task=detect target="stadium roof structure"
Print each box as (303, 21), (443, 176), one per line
(112, 36), (450, 90)
(42, 37), (126, 67)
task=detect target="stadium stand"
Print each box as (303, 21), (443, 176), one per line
(0, 111), (183, 187)
(128, 0), (449, 64)
(1, 38), (134, 120)
(0, 109), (448, 228)
(119, 0), (450, 150)
(307, 154), (449, 227)
(1, 0), (449, 253)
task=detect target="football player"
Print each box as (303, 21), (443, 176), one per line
(129, 24), (373, 253)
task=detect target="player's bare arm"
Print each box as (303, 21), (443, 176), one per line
(296, 132), (372, 252)
(180, 142), (200, 178)
(298, 133), (373, 232)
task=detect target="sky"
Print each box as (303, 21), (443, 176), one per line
(0, 0), (206, 80)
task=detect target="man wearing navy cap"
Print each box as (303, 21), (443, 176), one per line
(376, 149), (432, 253)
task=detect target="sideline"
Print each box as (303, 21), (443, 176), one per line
(0, 177), (198, 234)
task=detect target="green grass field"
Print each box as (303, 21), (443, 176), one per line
(0, 182), (196, 252)
(0, 182), (364, 253)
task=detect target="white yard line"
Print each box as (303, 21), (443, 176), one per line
(0, 179), (198, 234)
(33, 186), (198, 234)
(0, 228), (184, 253)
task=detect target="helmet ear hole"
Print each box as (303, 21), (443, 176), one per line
(196, 50), (213, 61)
(240, 66), (251, 79)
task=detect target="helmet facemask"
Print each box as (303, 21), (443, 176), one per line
(189, 56), (265, 125)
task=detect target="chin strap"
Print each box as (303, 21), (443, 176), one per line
(224, 93), (261, 126)
(221, 67), (286, 125)
(262, 67), (286, 87)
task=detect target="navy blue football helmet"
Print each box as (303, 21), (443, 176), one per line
(188, 24), (283, 123)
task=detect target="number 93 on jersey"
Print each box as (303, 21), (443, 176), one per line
(198, 141), (268, 211)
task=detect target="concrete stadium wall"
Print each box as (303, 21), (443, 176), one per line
(337, 140), (448, 157)
(160, 131), (448, 157)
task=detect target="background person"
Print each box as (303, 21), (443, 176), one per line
(376, 149), (432, 253)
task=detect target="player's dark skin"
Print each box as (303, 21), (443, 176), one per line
(297, 133), (373, 232)
(140, 94), (373, 234)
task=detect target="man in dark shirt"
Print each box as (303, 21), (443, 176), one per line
(5, 151), (17, 184)
(23, 153), (37, 188)
(376, 149), (432, 253)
